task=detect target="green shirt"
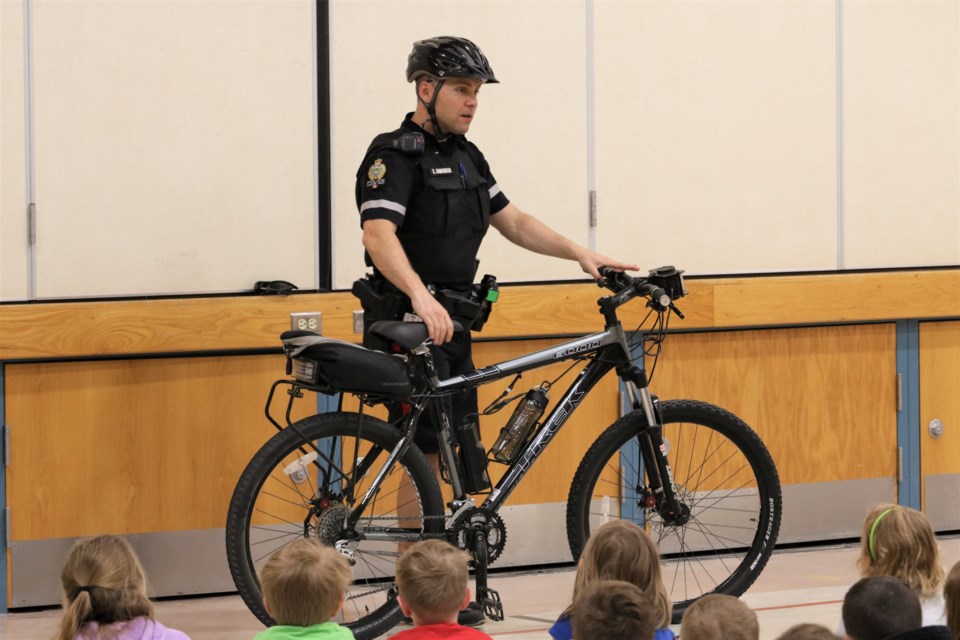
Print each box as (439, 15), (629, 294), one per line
(254, 622), (354, 640)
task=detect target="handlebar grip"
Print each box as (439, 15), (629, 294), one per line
(597, 266), (635, 291)
(639, 283), (671, 309)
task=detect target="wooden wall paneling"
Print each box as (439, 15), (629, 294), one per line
(647, 324), (898, 486)
(5, 355), (313, 541)
(919, 321), (960, 486)
(0, 270), (956, 361)
(0, 292), (361, 361)
(711, 270), (960, 327)
(344, 339), (619, 505)
(473, 340), (620, 507)
(340, 339), (621, 508)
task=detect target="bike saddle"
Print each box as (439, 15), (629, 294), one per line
(369, 320), (465, 350)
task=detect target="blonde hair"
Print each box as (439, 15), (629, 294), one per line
(945, 560), (960, 640)
(395, 539), (471, 623)
(259, 538), (353, 627)
(55, 535), (154, 640)
(570, 520), (672, 629)
(857, 504), (944, 597)
(680, 594), (759, 640)
(571, 580), (656, 640)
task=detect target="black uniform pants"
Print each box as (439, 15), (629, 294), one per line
(364, 324), (478, 454)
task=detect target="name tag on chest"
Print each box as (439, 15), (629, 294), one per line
(430, 167), (453, 175)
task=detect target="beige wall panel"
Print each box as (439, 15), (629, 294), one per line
(329, 0), (589, 289)
(650, 324), (898, 485)
(843, 1), (960, 269)
(920, 321), (960, 483)
(594, 1), (838, 275)
(1, 1), (29, 301)
(5, 355), (314, 541)
(30, 0), (317, 297)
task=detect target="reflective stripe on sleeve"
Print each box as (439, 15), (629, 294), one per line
(488, 184), (502, 199)
(360, 199), (407, 216)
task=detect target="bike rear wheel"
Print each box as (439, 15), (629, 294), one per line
(226, 412), (444, 640)
(566, 399), (781, 623)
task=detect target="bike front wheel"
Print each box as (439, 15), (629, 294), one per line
(566, 400), (781, 623)
(226, 412), (445, 640)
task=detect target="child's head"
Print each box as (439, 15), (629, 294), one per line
(857, 504), (944, 597)
(842, 576), (921, 640)
(395, 539), (472, 625)
(573, 520), (671, 628)
(259, 538), (353, 627)
(680, 594), (759, 640)
(776, 623), (840, 640)
(945, 560), (960, 640)
(56, 535), (154, 640)
(571, 579), (656, 640)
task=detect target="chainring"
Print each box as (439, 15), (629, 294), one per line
(448, 507), (507, 565)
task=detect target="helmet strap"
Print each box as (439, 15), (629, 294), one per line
(418, 78), (448, 141)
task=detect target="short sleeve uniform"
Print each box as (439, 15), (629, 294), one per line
(353, 115), (510, 454)
(356, 115), (509, 289)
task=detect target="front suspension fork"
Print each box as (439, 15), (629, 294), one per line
(622, 370), (685, 519)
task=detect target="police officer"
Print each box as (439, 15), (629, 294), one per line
(355, 36), (637, 623)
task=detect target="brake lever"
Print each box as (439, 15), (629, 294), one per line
(669, 303), (685, 320)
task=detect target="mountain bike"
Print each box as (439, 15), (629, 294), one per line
(225, 266), (782, 639)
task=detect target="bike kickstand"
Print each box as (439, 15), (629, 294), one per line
(471, 527), (504, 621)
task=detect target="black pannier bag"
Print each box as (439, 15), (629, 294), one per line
(280, 330), (413, 397)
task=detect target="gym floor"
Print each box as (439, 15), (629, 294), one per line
(4, 536), (958, 640)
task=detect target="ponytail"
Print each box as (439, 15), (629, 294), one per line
(54, 589), (93, 640)
(54, 536), (153, 640)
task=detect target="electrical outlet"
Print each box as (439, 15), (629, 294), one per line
(290, 312), (322, 333)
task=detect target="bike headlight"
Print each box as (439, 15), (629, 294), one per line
(291, 358), (319, 385)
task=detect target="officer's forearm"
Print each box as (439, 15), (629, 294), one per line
(499, 209), (583, 261)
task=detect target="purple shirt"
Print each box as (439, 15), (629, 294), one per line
(75, 617), (191, 640)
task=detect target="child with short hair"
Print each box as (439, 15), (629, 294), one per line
(776, 623), (840, 640)
(679, 594), (759, 640)
(945, 561), (960, 640)
(256, 537), (354, 640)
(848, 504), (947, 629)
(392, 539), (492, 639)
(54, 534), (191, 640)
(550, 520), (674, 640)
(841, 576), (922, 640)
(570, 579), (656, 640)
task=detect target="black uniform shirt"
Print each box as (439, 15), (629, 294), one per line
(356, 115), (510, 288)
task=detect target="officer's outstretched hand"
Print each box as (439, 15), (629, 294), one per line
(576, 249), (639, 281)
(411, 289), (455, 346)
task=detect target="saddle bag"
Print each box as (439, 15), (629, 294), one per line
(281, 330), (413, 397)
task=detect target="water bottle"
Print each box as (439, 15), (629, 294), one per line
(490, 385), (549, 463)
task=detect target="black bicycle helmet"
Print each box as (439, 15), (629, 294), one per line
(406, 36), (498, 84)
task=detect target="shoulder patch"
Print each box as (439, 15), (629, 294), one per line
(366, 158), (387, 189)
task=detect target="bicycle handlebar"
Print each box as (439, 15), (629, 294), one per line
(596, 265), (687, 318)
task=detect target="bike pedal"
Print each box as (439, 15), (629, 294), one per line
(477, 586), (504, 621)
